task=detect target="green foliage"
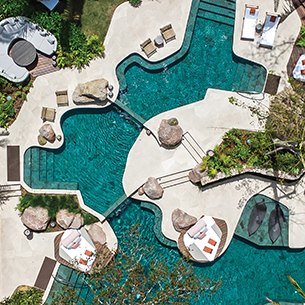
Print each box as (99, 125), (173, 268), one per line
(129, 0), (141, 6)
(16, 193), (97, 224)
(0, 0), (33, 18)
(297, 26), (305, 48)
(0, 96), (15, 128)
(50, 224), (222, 304)
(203, 128), (303, 179)
(0, 286), (43, 305)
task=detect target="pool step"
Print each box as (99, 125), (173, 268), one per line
(181, 132), (205, 164)
(158, 169), (191, 189)
(198, 0), (235, 26)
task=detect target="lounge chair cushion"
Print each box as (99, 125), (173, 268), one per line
(198, 231), (206, 239)
(187, 218), (207, 237)
(270, 16), (276, 22)
(302, 60), (305, 66)
(62, 230), (81, 248)
(250, 8), (256, 14)
(85, 250), (93, 256)
(204, 246), (213, 254)
(301, 70), (305, 75)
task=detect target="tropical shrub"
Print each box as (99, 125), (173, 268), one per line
(201, 128), (303, 178)
(0, 286), (43, 305)
(0, 93), (15, 128)
(16, 193), (98, 225)
(297, 26), (305, 48)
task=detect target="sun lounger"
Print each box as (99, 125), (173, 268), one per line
(79, 258), (88, 265)
(140, 38), (157, 58)
(56, 90), (69, 106)
(41, 107), (56, 122)
(203, 246), (213, 254)
(268, 204), (284, 243)
(160, 24), (176, 43)
(260, 14), (280, 48)
(85, 250), (93, 256)
(241, 5), (259, 40)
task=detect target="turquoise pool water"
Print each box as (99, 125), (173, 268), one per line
(47, 201), (305, 305)
(27, 0), (302, 304)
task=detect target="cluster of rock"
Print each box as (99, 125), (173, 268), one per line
(21, 207), (85, 231)
(158, 118), (183, 147)
(87, 223), (107, 245)
(200, 165), (304, 187)
(39, 124), (56, 144)
(188, 163), (206, 184)
(73, 79), (109, 104)
(171, 208), (197, 233)
(140, 177), (164, 199)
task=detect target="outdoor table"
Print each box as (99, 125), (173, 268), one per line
(11, 40), (37, 67)
(256, 23), (263, 33)
(154, 35), (164, 47)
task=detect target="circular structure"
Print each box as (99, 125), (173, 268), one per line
(11, 40), (36, 67)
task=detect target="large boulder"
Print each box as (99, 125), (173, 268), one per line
(56, 209), (84, 229)
(21, 206), (50, 231)
(87, 223), (107, 245)
(73, 79), (109, 104)
(158, 118), (183, 147)
(189, 163), (206, 184)
(143, 177), (164, 199)
(39, 124), (56, 143)
(171, 208), (197, 233)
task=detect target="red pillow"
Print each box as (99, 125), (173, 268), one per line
(270, 16), (277, 23)
(302, 59), (305, 65)
(85, 250), (93, 256)
(203, 246), (213, 254)
(208, 239), (217, 246)
(301, 70), (305, 75)
(79, 259), (88, 265)
(250, 8), (256, 15)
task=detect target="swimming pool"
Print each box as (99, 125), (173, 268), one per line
(27, 0), (304, 304)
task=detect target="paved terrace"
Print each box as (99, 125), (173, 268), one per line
(0, 0), (302, 299)
(0, 0), (194, 299)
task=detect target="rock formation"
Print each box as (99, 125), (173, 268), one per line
(143, 177), (164, 199)
(189, 163), (206, 184)
(87, 223), (107, 245)
(21, 206), (50, 231)
(158, 118), (183, 147)
(73, 79), (109, 104)
(56, 209), (84, 229)
(39, 124), (56, 143)
(171, 208), (197, 232)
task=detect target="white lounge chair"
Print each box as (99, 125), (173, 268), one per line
(260, 14), (281, 48)
(27, 29), (57, 55)
(241, 5), (259, 40)
(292, 54), (305, 82)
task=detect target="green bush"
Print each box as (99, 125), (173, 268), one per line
(0, 95), (15, 128)
(0, 286), (43, 305)
(82, 211), (99, 225)
(203, 128), (303, 179)
(297, 26), (305, 48)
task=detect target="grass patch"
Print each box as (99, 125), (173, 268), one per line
(17, 191), (99, 227)
(81, 0), (126, 41)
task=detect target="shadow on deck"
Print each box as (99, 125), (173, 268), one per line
(54, 232), (114, 274)
(177, 217), (228, 263)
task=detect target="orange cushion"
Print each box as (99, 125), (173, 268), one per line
(208, 239), (217, 246)
(79, 259), (88, 265)
(249, 8), (256, 15)
(302, 60), (305, 65)
(270, 16), (277, 23)
(203, 246), (213, 254)
(85, 250), (93, 256)
(301, 70), (305, 75)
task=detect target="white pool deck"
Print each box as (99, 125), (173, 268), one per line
(0, 0), (302, 300)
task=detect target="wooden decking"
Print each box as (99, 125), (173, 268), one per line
(287, 0), (305, 76)
(54, 232), (114, 274)
(177, 217), (228, 263)
(28, 52), (60, 78)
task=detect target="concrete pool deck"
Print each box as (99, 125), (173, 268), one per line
(0, 0), (302, 300)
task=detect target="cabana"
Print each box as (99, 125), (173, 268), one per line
(241, 5), (259, 40)
(59, 228), (96, 273)
(260, 14), (281, 48)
